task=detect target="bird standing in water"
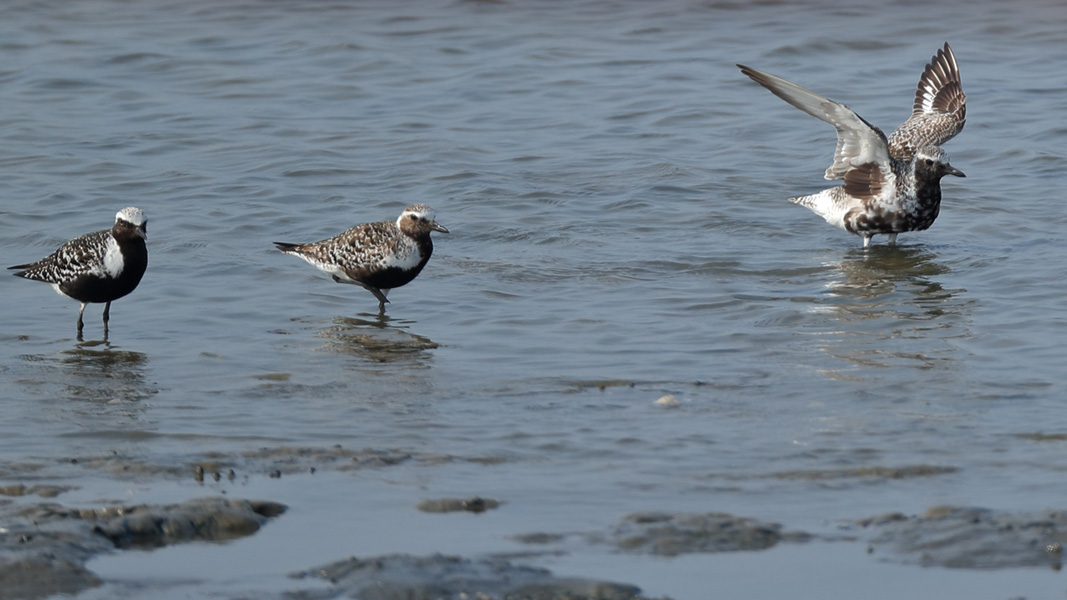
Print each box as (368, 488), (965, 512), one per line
(275, 204), (448, 311)
(10, 207), (149, 337)
(738, 43), (967, 247)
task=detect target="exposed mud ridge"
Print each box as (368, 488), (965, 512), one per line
(0, 484), (72, 498)
(770, 465), (957, 481)
(0, 496), (285, 599)
(292, 552), (670, 600)
(509, 511), (814, 558)
(607, 511), (811, 557)
(855, 505), (1067, 569)
(62, 444), (509, 483)
(1014, 432), (1067, 442)
(706, 464), (958, 483)
(416, 497), (500, 514)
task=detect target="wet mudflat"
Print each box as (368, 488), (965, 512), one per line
(6, 444), (1067, 599)
(2, 0), (1067, 598)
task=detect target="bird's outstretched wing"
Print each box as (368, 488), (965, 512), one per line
(738, 64), (892, 181)
(888, 42), (966, 159)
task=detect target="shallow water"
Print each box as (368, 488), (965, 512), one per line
(2, 0), (1067, 598)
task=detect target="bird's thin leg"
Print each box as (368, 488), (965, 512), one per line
(77, 303), (87, 333)
(365, 286), (390, 311)
(102, 301), (111, 337)
(887, 233), (898, 246)
(862, 235), (872, 249)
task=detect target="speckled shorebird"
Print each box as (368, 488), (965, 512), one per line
(738, 43), (967, 247)
(9, 207), (149, 336)
(274, 204), (448, 311)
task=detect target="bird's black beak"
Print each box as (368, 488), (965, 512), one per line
(946, 165), (966, 178)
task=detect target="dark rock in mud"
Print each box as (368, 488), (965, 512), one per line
(511, 532), (567, 545)
(292, 553), (669, 600)
(92, 497), (286, 548)
(0, 496), (285, 599)
(0, 554), (102, 600)
(17, 497), (285, 549)
(0, 527), (111, 599)
(416, 497), (500, 514)
(856, 505), (1067, 569)
(609, 511), (810, 557)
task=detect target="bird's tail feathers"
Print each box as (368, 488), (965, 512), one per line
(273, 241), (303, 254)
(789, 190), (850, 228)
(8, 263), (32, 277)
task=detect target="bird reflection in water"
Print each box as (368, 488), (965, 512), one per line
(817, 246), (963, 317)
(811, 245), (973, 373)
(17, 339), (155, 426)
(315, 313), (438, 369)
(57, 339), (155, 405)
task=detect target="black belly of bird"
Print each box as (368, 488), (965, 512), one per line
(362, 262), (427, 291)
(848, 187), (942, 235)
(905, 194), (942, 232)
(61, 243), (147, 303)
(901, 185), (942, 232)
(356, 240), (432, 291)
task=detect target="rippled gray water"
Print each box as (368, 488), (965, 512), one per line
(2, 0), (1067, 598)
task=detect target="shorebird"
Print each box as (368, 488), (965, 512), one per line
(10, 207), (149, 337)
(738, 43), (967, 247)
(275, 204), (448, 311)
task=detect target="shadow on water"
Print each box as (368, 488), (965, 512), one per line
(315, 313), (439, 371)
(809, 245), (974, 374)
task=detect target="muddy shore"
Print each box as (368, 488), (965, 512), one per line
(3, 447), (1064, 599)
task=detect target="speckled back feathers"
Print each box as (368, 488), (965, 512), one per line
(10, 207), (149, 294)
(11, 229), (118, 284)
(274, 204), (447, 308)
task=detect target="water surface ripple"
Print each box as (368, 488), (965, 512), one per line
(1, 1), (1066, 598)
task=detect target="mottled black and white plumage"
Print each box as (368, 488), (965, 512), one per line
(738, 43), (967, 247)
(9, 207), (148, 336)
(275, 204), (448, 311)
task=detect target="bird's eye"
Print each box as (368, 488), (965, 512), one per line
(409, 214), (418, 220)
(925, 159), (934, 166)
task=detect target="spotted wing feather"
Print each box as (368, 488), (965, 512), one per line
(9, 230), (113, 283)
(888, 43), (966, 159)
(276, 221), (418, 280)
